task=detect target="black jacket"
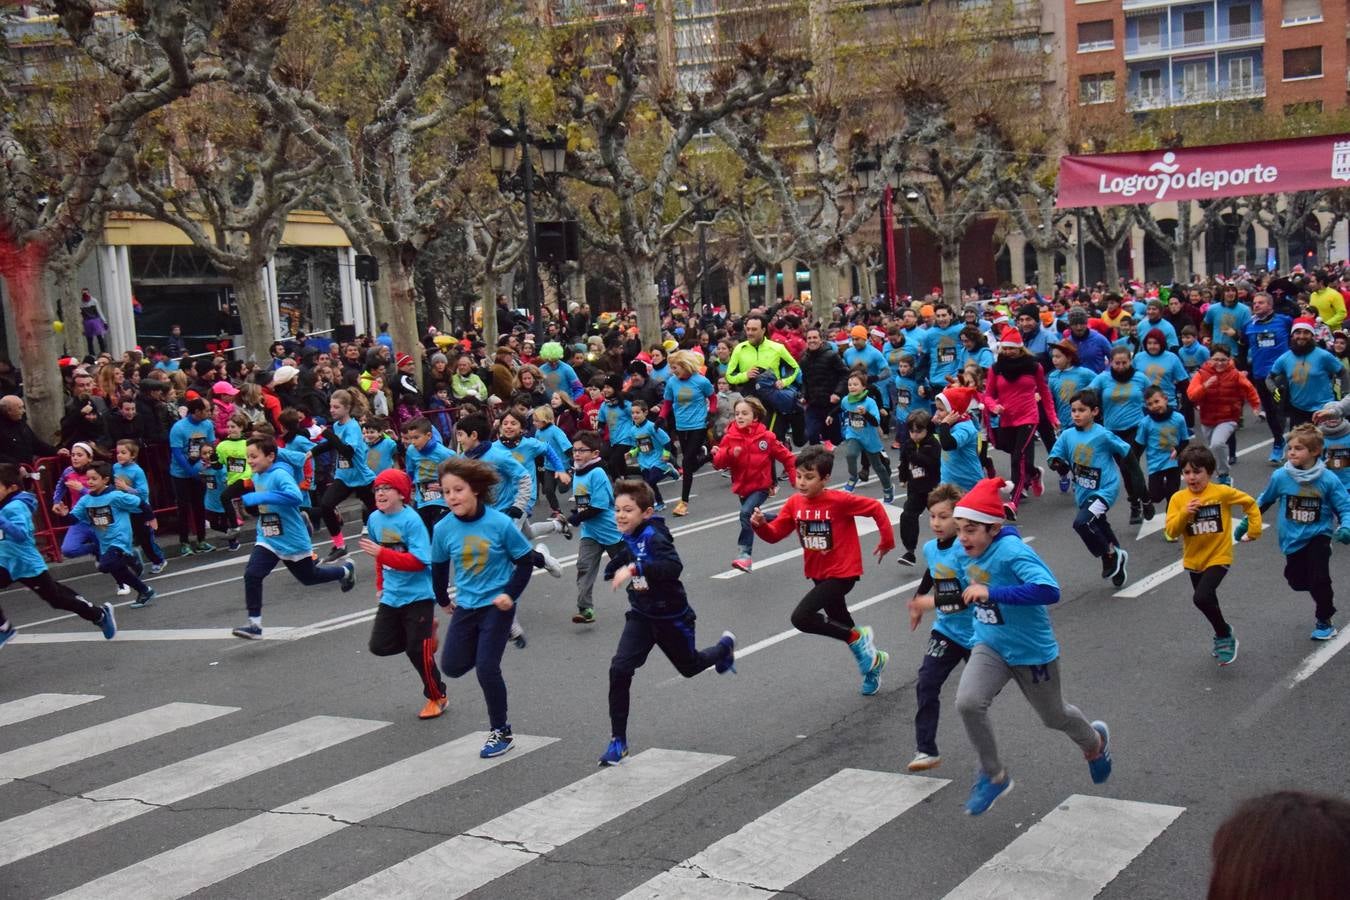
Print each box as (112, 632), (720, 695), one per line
(799, 345), (850, 409)
(898, 433), (942, 491)
(0, 416), (58, 466)
(603, 517), (689, 618)
(60, 395), (107, 446)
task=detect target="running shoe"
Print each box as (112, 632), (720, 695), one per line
(1100, 550), (1115, 580)
(130, 587), (156, 609)
(671, 500), (689, 517)
(848, 626), (876, 674)
(907, 752), (941, 772)
(897, 550), (917, 567)
(324, 545), (348, 564)
(98, 603), (117, 640)
(1087, 721), (1113, 784)
(965, 772), (1013, 816)
(480, 726), (514, 758)
(1311, 620), (1338, 641)
(148, 560), (168, 576)
(715, 631), (737, 674)
(193, 541), (215, 554)
(339, 560), (356, 592)
(1213, 634), (1238, 666)
(842, 479), (858, 493)
(509, 621), (528, 649)
(1058, 474), (1070, 493)
(1002, 502), (1018, 522)
(0, 624), (15, 649)
(1268, 444), (1284, 465)
(418, 697), (448, 720)
(599, 736), (629, 767)
(538, 546), (563, 579)
(1128, 503), (1142, 526)
(231, 623), (262, 640)
(731, 556), (753, 572)
(116, 584), (131, 596)
(653, 500), (666, 512)
(859, 469), (871, 483)
(823, 440), (835, 452)
(1141, 500), (1155, 521)
(1228, 451), (1238, 466)
(1029, 466), (1045, 498)
(557, 515), (574, 539)
(861, 649), (888, 696)
(883, 490), (895, 504)
(572, 608), (596, 625)
(227, 538), (241, 552)
(1110, 548), (1129, 588)
(178, 545), (196, 558)
(1216, 474), (1233, 486)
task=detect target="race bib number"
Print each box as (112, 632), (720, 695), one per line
(848, 411), (867, 430)
(575, 491), (591, 511)
(260, 512), (284, 538)
(896, 388), (911, 406)
(1255, 331), (1276, 349)
(1326, 448), (1350, 470)
(972, 598), (1004, 626)
(90, 506), (114, 528)
(337, 457), (351, 469)
(1073, 464), (1101, 491)
(1188, 504), (1221, 536)
(797, 519), (833, 551)
(204, 474), (217, 491)
(630, 574), (649, 591)
(637, 436), (654, 453)
(938, 345), (956, 364)
(934, 577), (964, 615)
(1287, 496), (1322, 524)
(910, 465), (926, 479)
(422, 481), (443, 502)
(227, 458), (246, 475)
(188, 436), (204, 461)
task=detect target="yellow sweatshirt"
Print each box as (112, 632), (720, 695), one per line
(1164, 482), (1262, 571)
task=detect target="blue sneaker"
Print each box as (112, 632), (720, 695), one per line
(715, 631), (736, 674)
(848, 626), (875, 674)
(1311, 620), (1338, 641)
(0, 624), (15, 649)
(1088, 720), (1112, 784)
(965, 772), (1013, 816)
(598, 736), (629, 767)
(843, 479), (858, 493)
(1216, 474), (1233, 486)
(480, 726), (514, 758)
(1269, 444), (1284, 465)
(653, 500), (666, 511)
(883, 490), (895, 504)
(98, 603), (117, 640)
(130, 587), (156, 609)
(231, 623), (263, 640)
(339, 560), (356, 592)
(1058, 474), (1070, 493)
(861, 649), (888, 695)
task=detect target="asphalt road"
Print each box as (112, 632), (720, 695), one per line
(1, 427), (1348, 900)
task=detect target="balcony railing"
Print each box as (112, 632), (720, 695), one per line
(1124, 22), (1263, 56)
(1126, 75), (1265, 111)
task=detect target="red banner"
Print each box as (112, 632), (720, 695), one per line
(882, 185), (897, 300)
(1056, 133), (1350, 208)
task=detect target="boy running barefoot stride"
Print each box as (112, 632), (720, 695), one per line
(750, 446), (894, 695)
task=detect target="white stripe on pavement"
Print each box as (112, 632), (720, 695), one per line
(0, 693), (101, 728)
(1113, 560), (1185, 598)
(943, 794), (1184, 900)
(327, 748), (731, 900)
(1290, 625), (1350, 685)
(52, 732), (556, 900)
(619, 769), (948, 898)
(711, 506), (902, 580)
(0, 702), (236, 786)
(0, 715), (388, 867)
(734, 581), (923, 659)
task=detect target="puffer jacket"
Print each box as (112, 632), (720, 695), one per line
(1186, 360), (1260, 427)
(799, 345), (850, 409)
(711, 420), (797, 496)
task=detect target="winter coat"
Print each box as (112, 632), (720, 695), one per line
(711, 420), (797, 496)
(1186, 361), (1261, 427)
(799, 345), (850, 409)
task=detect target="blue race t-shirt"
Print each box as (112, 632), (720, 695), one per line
(1090, 370), (1151, 432)
(1135, 412), (1190, 475)
(1049, 423), (1131, 508)
(169, 416), (215, 478)
(572, 464), (622, 545)
(405, 438), (455, 508)
(1132, 350), (1189, 406)
(664, 374), (715, 431)
(600, 399), (635, 447)
(430, 504), (533, 609)
(332, 418), (375, 487)
(1047, 366), (1095, 426)
(364, 435), (398, 477)
(71, 488), (143, 555)
(628, 421), (670, 470)
(1271, 347), (1344, 413)
(939, 419), (983, 490)
(923, 536), (974, 649)
(201, 462), (227, 514)
(840, 394), (882, 453)
(1203, 302), (1252, 355)
(368, 505), (433, 607)
(243, 463), (312, 560)
(0, 492), (47, 579)
(963, 529), (1061, 666)
(1255, 464), (1350, 555)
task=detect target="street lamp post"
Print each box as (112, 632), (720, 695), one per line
(851, 157), (884, 299)
(488, 110), (567, 342)
(676, 183), (716, 318)
(902, 189), (919, 302)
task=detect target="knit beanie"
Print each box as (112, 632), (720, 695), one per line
(373, 468), (413, 502)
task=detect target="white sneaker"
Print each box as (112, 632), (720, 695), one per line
(908, 751), (941, 772)
(116, 584), (132, 596)
(539, 546), (563, 579)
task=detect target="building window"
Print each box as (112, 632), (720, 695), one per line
(1079, 72), (1116, 104)
(1228, 56), (1254, 89)
(1181, 10), (1206, 46)
(1181, 61), (1209, 97)
(1139, 67), (1164, 98)
(1282, 0), (1322, 25)
(1137, 16), (1162, 49)
(1077, 20), (1114, 52)
(1227, 4), (1252, 39)
(1282, 46), (1322, 79)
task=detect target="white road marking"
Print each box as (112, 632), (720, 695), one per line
(51, 732), (556, 900)
(0, 715), (388, 867)
(0, 702), (236, 786)
(326, 748), (731, 899)
(1289, 626), (1350, 685)
(0, 693), (101, 728)
(619, 769), (948, 898)
(735, 581), (923, 659)
(1113, 561), (1185, 598)
(711, 506), (902, 580)
(943, 794), (1184, 899)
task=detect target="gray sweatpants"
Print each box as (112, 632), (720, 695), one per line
(1195, 421), (1238, 479)
(955, 644), (1100, 778)
(575, 537), (623, 612)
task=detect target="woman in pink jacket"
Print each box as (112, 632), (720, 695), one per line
(983, 327), (1058, 516)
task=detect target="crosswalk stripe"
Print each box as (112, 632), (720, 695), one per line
(0, 702), (236, 786)
(52, 732), (556, 900)
(0, 693), (101, 728)
(619, 769), (948, 898)
(0, 715), (388, 868)
(326, 747), (732, 900)
(942, 794), (1185, 899)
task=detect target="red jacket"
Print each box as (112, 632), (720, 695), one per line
(712, 421), (797, 496)
(984, 359), (1057, 429)
(1186, 361), (1260, 427)
(753, 489), (895, 580)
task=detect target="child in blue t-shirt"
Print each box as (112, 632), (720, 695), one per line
(627, 401), (675, 509)
(430, 456), (537, 759)
(360, 468), (447, 721)
(71, 462), (155, 606)
(1317, 403), (1350, 489)
(1136, 386), (1191, 516)
(362, 417), (400, 476)
(568, 429), (624, 625)
(113, 439), (167, 573)
(835, 371), (895, 502)
(948, 477), (1112, 816)
(532, 405), (574, 522)
(197, 444), (241, 552)
(1048, 389), (1133, 587)
(597, 381), (635, 480)
(933, 386), (984, 491)
(1176, 326), (1210, 429)
(1089, 347), (1152, 524)
(402, 416), (456, 537)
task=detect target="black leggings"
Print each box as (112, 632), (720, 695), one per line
(171, 476), (206, 544)
(1148, 468), (1181, 505)
(369, 600), (445, 701)
(606, 443), (632, 481)
(1189, 565), (1231, 638)
(1000, 423), (1038, 505)
(676, 429), (706, 502)
(310, 480), (375, 536)
(0, 570), (103, 624)
(790, 577), (858, 643)
(1110, 428), (1148, 506)
(899, 488), (930, 553)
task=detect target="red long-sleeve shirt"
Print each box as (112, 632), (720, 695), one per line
(753, 489), (894, 580)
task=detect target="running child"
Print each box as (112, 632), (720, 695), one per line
(359, 468), (447, 720)
(896, 410), (941, 567)
(430, 457), (537, 758)
(0, 463), (116, 648)
(168, 397), (216, 555)
(598, 478), (736, 766)
(113, 439), (167, 573)
(532, 405), (573, 526)
(1185, 344), (1262, 487)
(312, 389), (377, 564)
(712, 397), (797, 573)
(50, 441), (97, 561)
(750, 445), (893, 695)
(232, 436), (356, 640)
(1047, 390), (1133, 587)
(215, 413), (251, 535)
(1136, 386), (1191, 519)
(1163, 443), (1261, 665)
(834, 370), (895, 501)
(1089, 347), (1152, 523)
(1317, 402), (1350, 489)
(496, 409), (570, 541)
(933, 385), (984, 492)
(626, 400), (676, 510)
(949, 477), (1112, 816)
(903, 483), (974, 771)
(198, 444), (241, 552)
(597, 377), (635, 480)
(661, 349), (716, 516)
(71, 462), (156, 608)
(362, 417), (400, 475)
(568, 429), (624, 625)
(1046, 341), (1095, 493)
(1252, 424), (1350, 640)
(402, 416), (456, 537)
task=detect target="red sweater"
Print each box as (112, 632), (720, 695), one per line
(754, 489), (894, 580)
(984, 360), (1057, 428)
(712, 421), (797, 496)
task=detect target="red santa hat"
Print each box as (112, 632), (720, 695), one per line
(954, 477), (1014, 524)
(936, 385), (977, 416)
(996, 327), (1023, 350)
(1291, 317), (1317, 334)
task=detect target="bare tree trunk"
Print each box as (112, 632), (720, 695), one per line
(812, 262), (839, 324)
(232, 273), (275, 367)
(8, 272), (65, 442)
(373, 244), (423, 372)
(630, 256), (661, 348)
(480, 277), (498, 349)
(1104, 247), (1120, 292)
(53, 270), (84, 358)
(940, 242), (961, 300)
(1034, 245), (1056, 296)
(1276, 234), (1291, 272)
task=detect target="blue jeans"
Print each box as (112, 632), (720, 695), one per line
(243, 545), (345, 617)
(804, 407), (839, 445)
(737, 489), (771, 556)
(441, 603), (514, 730)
